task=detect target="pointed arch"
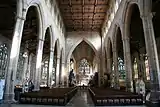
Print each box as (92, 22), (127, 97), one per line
(25, 3), (44, 40)
(112, 24), (122, 45)
(67, 38), (99, 63)
(122, 1), (140, 24)
(123, 3), (141, 39)
(106, 37), (113, 59)
(43, 26), (53, 50)
(54, 39), (60, 58)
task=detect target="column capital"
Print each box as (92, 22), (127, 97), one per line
(140, 13), (153, 20)
(38, 38), (44, 41)
(50, 48), (54, 52)
(112, 48), (117, 53)
(57, 57), (61, 60)
(62, 62), (65, 65)
(122, 37), (129, 42)
(16, 15), (26, 20)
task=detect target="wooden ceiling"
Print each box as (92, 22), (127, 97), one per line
(0, 0), (16, 39)
(57, 0), (109, 32)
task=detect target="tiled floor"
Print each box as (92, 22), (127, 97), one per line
(1, 90), (146, 107)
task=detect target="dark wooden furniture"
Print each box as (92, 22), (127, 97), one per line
(89, 87), (143, 106)
(19, 87), (77, 106)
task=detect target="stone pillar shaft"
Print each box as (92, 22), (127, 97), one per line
(21, 53), (28, 82)
(34, 39), (44, 90)
(3, 17), (25, 102)
(141, 15), (160, 103)
(122, 38), (133, 92)
(31, 56), (36, 83)
(113, 50), (119, 89)
(56, 57), (60, 86)
(47, 50), (54, 87)
(28, 53), (33, 80)
(61, 62), (65, 86)
(107, 58), (112, 73)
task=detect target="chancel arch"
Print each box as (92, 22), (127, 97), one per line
(68, 40), (99, 87)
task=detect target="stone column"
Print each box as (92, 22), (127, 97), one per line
(66, 62), (70, 87)
(139, 55), (146, 80)
(107, 58), (112, 73)
(141, 14), (160, 105)
(47, 49), (54, 87)
(34, 39), (44, 90)
(31, 55), (36, 83)
(113, 49), (119, 89)
(98, 62), (101, 87)
(122, 38), (133, 92)
(59, 59), (62, 84)
(56, 56), (60, 86)
(28, 53), (33, 80)
(21, 53), (28, 82)
(106, 57), (112, 87)
(21, 45), (29, 83)
(61, 62), (65, 86)
(3, 16), (25, 103)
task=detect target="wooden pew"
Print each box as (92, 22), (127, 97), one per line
(19, 87), (77, 106)
(89, 87), (143, 106)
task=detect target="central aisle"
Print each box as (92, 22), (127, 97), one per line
(66, 89), (94, 107)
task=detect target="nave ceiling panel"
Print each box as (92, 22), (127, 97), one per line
(57, 0), (110, 32)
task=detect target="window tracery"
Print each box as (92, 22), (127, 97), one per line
(0, 43), (8, 79)
(118, 57), (125, 80)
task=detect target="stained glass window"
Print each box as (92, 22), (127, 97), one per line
(118, 57), (125, 80)
(79, 59), (90, 74)
(78, 58), (91, 85)
(0, 44), (8, 79)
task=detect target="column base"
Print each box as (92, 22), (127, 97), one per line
(2, 93), (17, 104)
(33, 88), (40, 91)
(146, 101), (160, 107)
(145, 91), (160, 107)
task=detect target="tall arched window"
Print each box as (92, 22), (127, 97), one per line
(79, 59), (90, 75)
(78, 58), (91, 85)
(118, 57), (125, 80)
(0, 43), (8, 79)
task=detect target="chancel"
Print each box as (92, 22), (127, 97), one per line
(0, 0), (160, 107)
